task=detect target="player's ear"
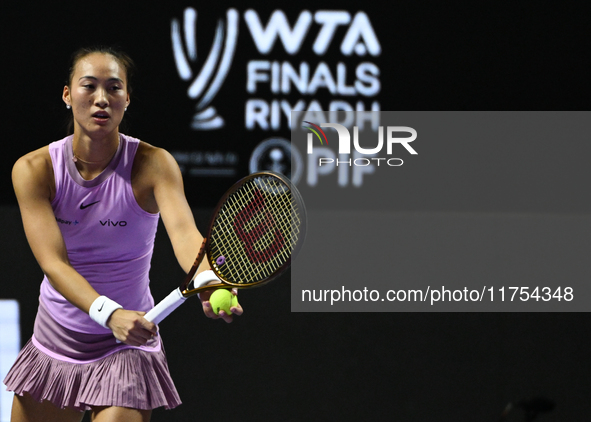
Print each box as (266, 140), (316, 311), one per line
(63, 85), (71, 108)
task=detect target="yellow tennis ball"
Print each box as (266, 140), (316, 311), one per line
(210, 289), (233, 315)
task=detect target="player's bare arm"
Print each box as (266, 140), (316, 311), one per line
(12, 148), (100, 314)
(132, 142), (242, 322)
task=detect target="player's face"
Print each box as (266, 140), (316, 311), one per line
(63, 53), (130, 138)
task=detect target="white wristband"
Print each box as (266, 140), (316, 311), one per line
(194, 270), (221, 288)
(194, 270), (221, 300)
(89, 296), (123, 329)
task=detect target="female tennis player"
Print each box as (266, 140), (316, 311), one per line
(3, 46), (243, 422)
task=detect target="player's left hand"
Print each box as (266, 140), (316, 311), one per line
(200, 287), (243, 323)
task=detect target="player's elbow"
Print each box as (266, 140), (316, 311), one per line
(38, 258), (71, 288)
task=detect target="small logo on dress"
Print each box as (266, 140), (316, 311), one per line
(56, 217), (79, 225)
(100, 219), (128, 227)
(80, 201), (100, 210)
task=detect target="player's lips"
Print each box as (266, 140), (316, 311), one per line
(92, 111), (110, 123)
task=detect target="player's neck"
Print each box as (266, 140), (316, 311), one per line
(72, 130), (120, 175)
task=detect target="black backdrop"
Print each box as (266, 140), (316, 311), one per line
(2, 1), (590, 421)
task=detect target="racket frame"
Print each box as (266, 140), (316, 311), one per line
(179, 170), (306, 298)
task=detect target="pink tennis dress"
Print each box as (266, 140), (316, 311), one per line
(4, 134), (181, 411)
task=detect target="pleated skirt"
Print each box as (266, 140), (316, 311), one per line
(4, 338), (182, 411)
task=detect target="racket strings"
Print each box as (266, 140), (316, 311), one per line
(243, 177), (301, 270)
(238, 180), (287, 260)
(217, 179), (286, 280)
(210, 184), (261, 281)
(213, 186), (270, 282)
(209, 176), (303, 284)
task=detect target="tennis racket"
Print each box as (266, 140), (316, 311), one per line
(145, 171), (306, 324)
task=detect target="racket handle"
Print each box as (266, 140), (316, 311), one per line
(145, 288), (187, 324)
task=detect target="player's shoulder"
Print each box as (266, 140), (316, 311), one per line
(136, 140), (177, 165)
(133, 140), (180, 179)
(12, 145), (52, 180)
(12, 145), (55, 200)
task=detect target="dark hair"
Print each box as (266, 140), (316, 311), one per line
(65, 46), (135, 134)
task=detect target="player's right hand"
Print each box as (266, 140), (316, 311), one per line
(108, 309), (157, 346)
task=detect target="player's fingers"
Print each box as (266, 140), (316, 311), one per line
(217, 310), (234, 323)
(129, 323), (156, 344)
(228, 288), (243, 315)
(138, 317), (157, 334)
(201, 300), (220, 319)
(230, 302), (243, 316)
(114, 329), (144, 346)
(199, 289), (214, 302)
(135, 326), (156, 342)
(112, 332), (126, 344)
(122, 333), (147, 347)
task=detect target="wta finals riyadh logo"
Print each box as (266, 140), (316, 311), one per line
(171, 8), (238, 130)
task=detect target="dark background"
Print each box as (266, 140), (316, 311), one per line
(1, 1), (590, 420)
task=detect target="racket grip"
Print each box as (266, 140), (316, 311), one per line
(145, 288), (187, 324)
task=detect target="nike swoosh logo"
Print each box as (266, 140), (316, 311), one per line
(80, 201), (100, 210)
(98, 302), (105, 312)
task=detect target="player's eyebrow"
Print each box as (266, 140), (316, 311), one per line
(78, 76), (124, 84)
